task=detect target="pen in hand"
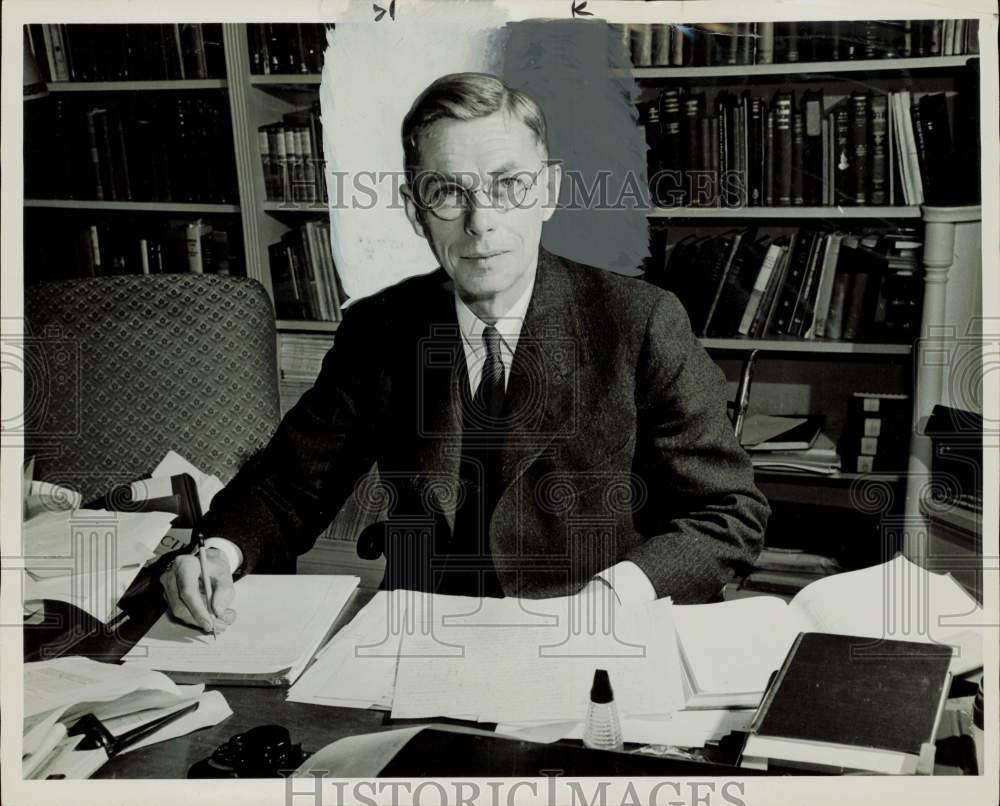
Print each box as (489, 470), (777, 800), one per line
(196, 533), (217, 641)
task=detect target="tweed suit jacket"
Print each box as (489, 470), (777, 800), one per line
(200, 249), (770, 602)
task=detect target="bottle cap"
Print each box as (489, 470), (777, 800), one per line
(590, 669), (614, 704)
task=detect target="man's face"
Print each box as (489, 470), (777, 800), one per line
(403, 111), (561, 313)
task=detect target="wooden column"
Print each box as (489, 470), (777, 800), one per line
(903, 204), (982, 557)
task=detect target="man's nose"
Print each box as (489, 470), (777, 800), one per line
(463, 193), (499, 236)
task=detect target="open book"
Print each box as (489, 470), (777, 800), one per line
(674, 555), (983, 709)
(123, 575), (360, 686)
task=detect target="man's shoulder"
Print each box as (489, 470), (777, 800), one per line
(543, 250), (675, 323)
(341, 268), (450, 322)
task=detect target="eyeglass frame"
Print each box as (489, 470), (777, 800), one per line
(404, 162), (557, 221)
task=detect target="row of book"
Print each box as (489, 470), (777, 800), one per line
(620, 20), (978, 68)
(647, 227), (923, 343)
(26, 24), (225, 82)
(269, 220), (345, 322)
(258, 102), (328, 204)
(47, 219), (240, 279)
(247, 23), (331, 75)
(643, 76), (979, 208)
(839, 392), (911, 473)
(278, 333), (333, 415)
(25, 96), (238, 204)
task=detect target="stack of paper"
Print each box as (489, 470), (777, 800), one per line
(288, 589), (402, 709)
(673, 554), (985, 710)
(290, 589), (686, 726)
(23, 657), (231, 779)
(23, 508), (177, 623)
(123, 575), (360, 686)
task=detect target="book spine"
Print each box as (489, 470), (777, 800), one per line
(788, 233), (826, 336)
(811, 233), (844, 339)
(659, 88), (684, 206)
(682, 94), (703, 204)
(86, 109), (106, 201)
(774, 92), (793, 206)
(757, 23), (774, 65)
(738, 243), (781, 335)
(752, 243), (789, 337)
(869, 94), (889, 205)
(791, 111), (805, 206)
(801, 90), (824, 206)
(186, 220), (204, 273)
(764, 110), (774, 206)
(833, 102), (850, 205)
(768, 231), (813, 335)
(651, 24), (670, 67)
(849, 92), (870, 205)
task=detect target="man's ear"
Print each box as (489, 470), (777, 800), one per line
(540, 160), (562, 223)
(402, 185), (428, 239)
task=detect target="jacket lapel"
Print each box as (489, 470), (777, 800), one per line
(497, 250), (587, 495)
(411, 272), (465, 534)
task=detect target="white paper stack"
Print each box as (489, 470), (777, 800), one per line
(23, 657), (232, 779)
(23, 508), (177, 623)
(290, 589), (686, 726)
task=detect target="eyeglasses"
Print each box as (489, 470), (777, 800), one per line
(410, 165), (547, 221)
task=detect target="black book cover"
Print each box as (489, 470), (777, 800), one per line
(694, 232), (741, 335)
(682, 92), (706, 202)
(869, 94), (889, 204)
(800, 89), (824, 206)
(706, 234), (768, 337)
(766, 230), (816, 336)
(788, 233), (828, 337)
(917, 93), (955, 205)
(791, 111), (804, 206)
(772, 91), (793, 206)
(848, 92), (870, 204)
(832, 100), (851, 204)
(753, 632), (951, 757)
(657, 88), (684, 206)
(748, 96), (766, 206)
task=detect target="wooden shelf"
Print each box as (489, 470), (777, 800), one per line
(276, 319), (340, 333)
(46, 79), (227, 92)
(626, 55), (974, 80)
(262, 201), (329, 213)
(24, 199), (241, 213)
(647, 206), (922, 220)
(700, 338), (912, 355)
(250, 74), (321, 86)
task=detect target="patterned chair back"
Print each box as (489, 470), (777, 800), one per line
(24, 275), (280, 503)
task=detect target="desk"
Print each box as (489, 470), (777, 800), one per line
(27, 587), (982, 778)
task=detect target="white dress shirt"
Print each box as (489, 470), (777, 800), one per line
(210, 261), (657, 606)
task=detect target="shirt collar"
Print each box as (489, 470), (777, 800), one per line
(454, 261), (537, 358)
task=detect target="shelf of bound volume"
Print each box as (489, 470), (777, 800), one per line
(45, 79), (228, 92)
(647, 206), (922, 219)
(626, 55), (975, 80)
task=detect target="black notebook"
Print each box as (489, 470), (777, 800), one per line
(743, 632), (952, 774)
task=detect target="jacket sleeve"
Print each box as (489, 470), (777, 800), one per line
(197, 303), (382, 574)
(624, 291), (770, 602)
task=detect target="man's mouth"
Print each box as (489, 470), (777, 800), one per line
(463, 251), (507, 260)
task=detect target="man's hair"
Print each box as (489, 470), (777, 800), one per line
(401, 72), (549, 181)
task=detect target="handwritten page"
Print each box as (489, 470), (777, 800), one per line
(391, 593), (685, 723)
(123, 575), (359, 681)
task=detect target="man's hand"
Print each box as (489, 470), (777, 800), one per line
(159, 548), (237, 633)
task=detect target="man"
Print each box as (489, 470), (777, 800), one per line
(160, 73), (769, 633)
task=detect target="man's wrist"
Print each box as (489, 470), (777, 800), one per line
(595, 561), (656, 607)
(202, 537), (243, 576)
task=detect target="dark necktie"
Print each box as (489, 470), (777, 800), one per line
(475, 325), (505, 418)
(440, 325), (507, 597)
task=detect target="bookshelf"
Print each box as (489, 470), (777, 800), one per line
(625, 18), (983, 571)
(22, 20), (984, 567)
